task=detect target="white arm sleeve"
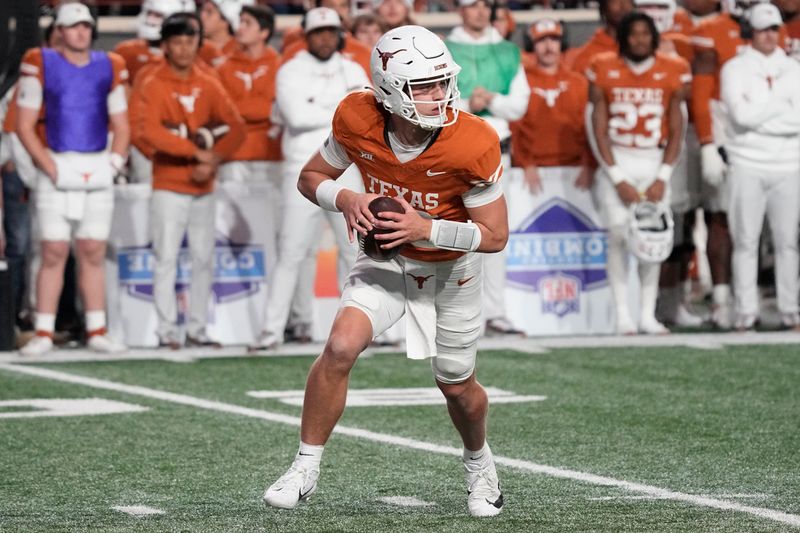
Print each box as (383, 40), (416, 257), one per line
(16, 76), (43, 110)
(461, 181), (503, 208)
(319, 132), (352, 169)
(720, 61), (782, 129)
(487, 65), (530, 122)
(107, 84), (128, 115)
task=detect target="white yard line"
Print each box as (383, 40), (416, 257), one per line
(1, 363), (798, 528)
(1, 331), (799, 365)
(111, 505), (165, 517)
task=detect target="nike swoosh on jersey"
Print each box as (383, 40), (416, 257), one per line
(457, 277), (474, 286)
(426, 169), (446, 176)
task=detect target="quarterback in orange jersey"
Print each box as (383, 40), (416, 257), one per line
(567, 0), (634, 75)
(261, 26), (508, 518)
(588, 12), (691, 335)
(511, 19), (592, 195)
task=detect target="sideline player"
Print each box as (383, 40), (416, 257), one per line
(262, 25), (508, 518)
(721, 3), (800, 330)
(588, 12), (690, 334)
(16, 3), (130, 355)
(132, 13), (246, 349)
(689, 0), (790, 328)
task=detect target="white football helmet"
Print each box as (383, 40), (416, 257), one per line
(137, 0), (197, 41)
(720, 0), (766, 17)
(371, 25), (461, 130)
(628, 202), (675, 263)
(633, 0), (676, 33)
(211, 0), (255, 32)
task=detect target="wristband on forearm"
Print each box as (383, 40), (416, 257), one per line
(657, 163), (673, 183)
(606, 165), (628, 185)
(315, 179), (345, 212)
(429, 219), (482, 252)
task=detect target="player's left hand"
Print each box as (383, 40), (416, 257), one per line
(191, 162), (216, 183)
(644, 179), (666, 202)
(574, 166), (593, 190)
(373, 196), (432, 249)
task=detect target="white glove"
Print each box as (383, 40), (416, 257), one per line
(701, 144), (727, 187)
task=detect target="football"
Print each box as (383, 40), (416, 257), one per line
(193, 122), (230, 149)
(360, 196), (405, 261)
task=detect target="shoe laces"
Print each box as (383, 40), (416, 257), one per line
(467, 465), (499, 498)
(274, 463), (315, 491)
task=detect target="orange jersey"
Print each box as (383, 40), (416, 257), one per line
(280, 26), (304, 53)
(662, 31), (695, 63)
(510, 65), (589, 168)
(566, 28), (618, 77)
(671, 7), (695, 36)
(588, 52), (691, 149)
(131, 62), (246, 195)
(282, 35), (371, 78)
(690, 13), (791, 143)
(331, 91), (502, 263)
(786, 19), (800, 60)
(3, 88), (18, 133)
(215, 47), (282, 162)
(197, 41), (227, 68)
(18, 48), (128, 148)
(113, 38), (162, 83)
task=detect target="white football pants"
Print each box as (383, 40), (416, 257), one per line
(150, 190), (215, 340)
(727, 163), (800, 318)
(260, 161), (358, 338)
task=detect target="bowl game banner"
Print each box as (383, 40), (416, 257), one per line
(105, 183), (277, 347)
(503, 167), (618, 336)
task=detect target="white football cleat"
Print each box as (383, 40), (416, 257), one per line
(674, 304), (704, 327)
(20, 335), (54, 356)
(465, 459), (504, 518)
(639, 318), (670, 335)
(87, 334), (127, 354)
(248, 332), (280, 353)
(615, 316), (637, 336)
(711, 303), (733, 330)
(262, 462), (319, 509)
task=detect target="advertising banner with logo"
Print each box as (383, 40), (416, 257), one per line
(106, 183), (276, 347)
(503, 168), (622, 336)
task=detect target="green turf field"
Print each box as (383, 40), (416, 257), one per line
(1, 344), (799, 532)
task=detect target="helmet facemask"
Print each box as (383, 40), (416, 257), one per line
(371, 25), (463, 130)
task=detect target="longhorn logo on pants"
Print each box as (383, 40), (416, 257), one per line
(407, 273), (433, 289)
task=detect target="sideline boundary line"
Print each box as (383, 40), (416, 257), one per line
(1, 363), (798, 528)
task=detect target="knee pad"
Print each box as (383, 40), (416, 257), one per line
(430, 325), (479, 384)
(431, 352), (476, 384)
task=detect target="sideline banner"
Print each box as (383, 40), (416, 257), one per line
(106, 183), (275, 346)
(503, 167), (619, 336)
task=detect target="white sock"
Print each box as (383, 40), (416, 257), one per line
(295, 442), (324, 469)
(463, 442), (492, 471)
(638, 262), (661, 323)
(712, 284), (731, 305)
(35, 313), (56, 334)
(85, 310), (106, 333)
(607, 229), (631, 324)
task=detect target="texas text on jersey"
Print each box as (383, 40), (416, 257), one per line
(587, 51), (691, 150)
(330, 91), (503, 262)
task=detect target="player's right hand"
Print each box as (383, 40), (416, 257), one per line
(701, 143), (726, 187)
(523, 165), (542, 195)
(194, 148), (221, 166)
(615, 181), (640, 206)
(42, 157), (58, 184)
(338, 190), (379, 243)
